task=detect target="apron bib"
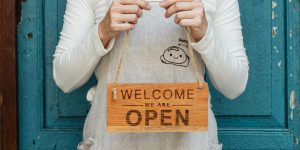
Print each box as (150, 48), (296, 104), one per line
(106, 2), (208, 133)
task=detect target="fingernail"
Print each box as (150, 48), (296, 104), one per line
(146, 4), (152, 9)
(159, 2), (164, 7)
(165, 13), (169, 18)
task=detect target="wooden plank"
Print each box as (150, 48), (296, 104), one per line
(0, 92), (2, 150)
(107, 82), (208, 132)
(0, 0), (18, 149)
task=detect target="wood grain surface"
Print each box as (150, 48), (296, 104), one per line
(107, 82), (208, 132)
(0, 0), (18, 149)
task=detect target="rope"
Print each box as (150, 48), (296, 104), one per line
(113, 30), (129, 83)
(184, 27), (204, 89)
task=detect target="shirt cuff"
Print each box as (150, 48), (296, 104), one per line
(91, 23), (115, 56)
(191, 15), (214, 55)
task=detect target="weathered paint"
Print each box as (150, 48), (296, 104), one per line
(290, 91), (296, 109)
(290, 91), (296, 120)
(272, 26), (278, 37)
(272, 1), (278, 9)
(286, 0), (300, 149)
(272, 1), (278, 19)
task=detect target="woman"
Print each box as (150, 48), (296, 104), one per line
(53, 0), (249, 149)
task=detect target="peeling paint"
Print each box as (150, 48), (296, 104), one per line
(18, 16), (23, 26)
(274, 46), (279, 54)
(273, 45), (279, 54)
(272, 1), (278, 20)
(290, 112), (294, 120)
(272, 26), (278, 38)
(272, 1), (278, 9)
(27, 33), (33, 40)
(290, 91), (296, 109)
(290, 91), (296, 120)
(277, 61), (282, 68)
(272, 11), (278, 20)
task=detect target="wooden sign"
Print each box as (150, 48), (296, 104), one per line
(106, 82), (208, 132)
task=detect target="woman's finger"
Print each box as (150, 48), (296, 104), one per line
(112, 14), (139, 24)
(119, 0), (151, 10)
(177, 17), (202, 27)
(159, 0), (192, 9)
(112, 5), (143, 17)
(174, 10), (197, 23)
(110, 23), (135, 31)
(165, 2), (195, 18)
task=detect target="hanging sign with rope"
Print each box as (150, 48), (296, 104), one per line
(107, 82), (208, 132)
(106, 27), (208, 132)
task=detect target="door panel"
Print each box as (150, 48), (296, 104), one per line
(18, 0), (299, 149)
(44, 0), (94, 129)
(211, 0), (273, 117)
(211, 0), (286, 128)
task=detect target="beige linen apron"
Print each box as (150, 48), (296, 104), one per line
(77, 2), (222, 150)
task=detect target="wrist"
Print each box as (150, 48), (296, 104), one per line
(98, 21), (112, 48)
(191, 16), (208, 42)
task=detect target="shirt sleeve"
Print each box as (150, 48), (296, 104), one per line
(191, 0), (249, 100)
(53, 0), (115, 93)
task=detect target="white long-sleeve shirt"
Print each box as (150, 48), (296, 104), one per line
(53, 0), (249, 149)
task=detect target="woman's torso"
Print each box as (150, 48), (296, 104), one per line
(78, 1), (222, 150)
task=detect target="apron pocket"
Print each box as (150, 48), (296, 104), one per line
(209, 142), (223, 150)
(86, 86), (97, 102)
(77, 137), (94, 150)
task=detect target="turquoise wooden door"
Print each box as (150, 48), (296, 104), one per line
(18, 0), (300, 149)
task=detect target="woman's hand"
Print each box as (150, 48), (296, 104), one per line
(99, 0), (152, 47)
(160, 0), (207, 42)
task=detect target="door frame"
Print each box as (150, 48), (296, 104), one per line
(0, 0), (19, 149)
(287, 1), (300, 149)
